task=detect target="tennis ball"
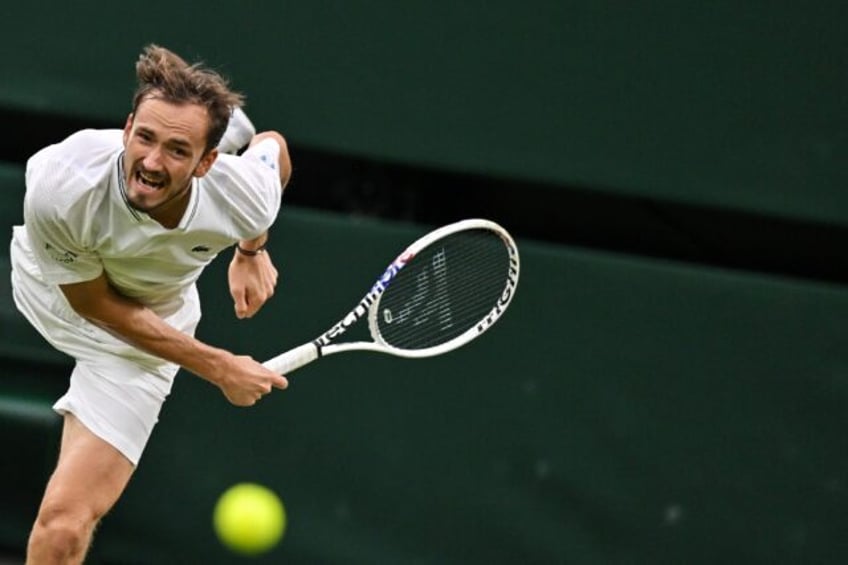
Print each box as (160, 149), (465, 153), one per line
(213, 482), (286, 555)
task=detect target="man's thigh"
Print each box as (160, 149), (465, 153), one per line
(42, 413), (135, 520)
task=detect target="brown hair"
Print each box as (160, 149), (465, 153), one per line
(131, 44), (244, 153)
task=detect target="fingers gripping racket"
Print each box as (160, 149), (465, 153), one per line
(263, 219), (519, 375)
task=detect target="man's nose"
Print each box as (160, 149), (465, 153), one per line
(142, 146), (164, 170)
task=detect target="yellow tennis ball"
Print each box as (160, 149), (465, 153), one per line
(213, 483), (286, 555)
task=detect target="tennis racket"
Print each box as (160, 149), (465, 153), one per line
(263, 218), (520, 375)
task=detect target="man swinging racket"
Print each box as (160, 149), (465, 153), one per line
(10, 44), (290, 564)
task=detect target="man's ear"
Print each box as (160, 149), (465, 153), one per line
(122, 113), (134, 146)
(193, 148), (219, 178)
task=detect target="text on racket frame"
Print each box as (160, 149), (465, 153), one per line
(314, 251), (416, 346)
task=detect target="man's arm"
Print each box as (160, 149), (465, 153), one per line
(229, 130), (291, 319)
(245, 130), (291, 191)
(60, 272), (287, 405)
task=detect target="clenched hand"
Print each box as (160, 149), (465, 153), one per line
(228, 249), (279, 319)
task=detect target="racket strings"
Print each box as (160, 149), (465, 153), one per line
(375, 230), (511, 350)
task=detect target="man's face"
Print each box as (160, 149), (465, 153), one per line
(122, 96), (217, 218)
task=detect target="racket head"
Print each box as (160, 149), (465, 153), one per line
(365, 218), (519, 358)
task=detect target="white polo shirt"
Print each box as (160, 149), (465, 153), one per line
(18, 128), (282, 317)
(9, 128), (283, 464)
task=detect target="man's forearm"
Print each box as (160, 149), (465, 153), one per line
(97, 299), (231, 383)
(60, 275), (232, 384)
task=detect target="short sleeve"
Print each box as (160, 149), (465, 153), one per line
(204, 139), (283, 240)
(23, 152), (104, 284)
(240, 137), (284, 222)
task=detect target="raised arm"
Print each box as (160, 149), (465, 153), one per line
(229, 130), (291, 319)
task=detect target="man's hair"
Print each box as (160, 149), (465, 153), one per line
(132, 44), (244, 153)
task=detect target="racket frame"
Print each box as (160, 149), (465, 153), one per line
(263, 218), (519, 374)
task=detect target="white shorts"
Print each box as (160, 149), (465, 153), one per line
(10, 227), (201, 465)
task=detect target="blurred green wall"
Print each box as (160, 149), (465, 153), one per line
(2, 199), (847, 563)
(0, 1), (846, 224)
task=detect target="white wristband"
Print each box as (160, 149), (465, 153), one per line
(217, 107), (256, 154)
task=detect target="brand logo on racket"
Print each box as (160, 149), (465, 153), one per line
(315, 251), (416, 347)
(370, 252), (415, 294)
(382, 248), (453, 330)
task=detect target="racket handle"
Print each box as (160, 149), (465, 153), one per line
(263, 343), (319, 375)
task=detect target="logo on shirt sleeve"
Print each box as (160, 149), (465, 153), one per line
(259, 154), (277, 170)
(44, 242), (78, 264)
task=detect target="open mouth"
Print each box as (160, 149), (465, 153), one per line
(135, 169), (167, 190)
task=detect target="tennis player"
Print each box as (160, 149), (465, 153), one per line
(9, 45), (291, 564)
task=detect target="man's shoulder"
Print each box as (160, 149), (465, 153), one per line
(27, 129), (122, 189)
(25, 129), (123, 212)
(30, 128), (122, 167)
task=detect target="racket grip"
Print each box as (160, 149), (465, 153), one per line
(263, 343), (319, 375)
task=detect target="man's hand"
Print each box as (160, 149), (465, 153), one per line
(214, 353), (288, 406)
(228, 247), (278, 319)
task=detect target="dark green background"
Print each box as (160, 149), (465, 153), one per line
(3, 203), (847, 564)
(0, 1), (846, 223)
(1, 2), (847, 564)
